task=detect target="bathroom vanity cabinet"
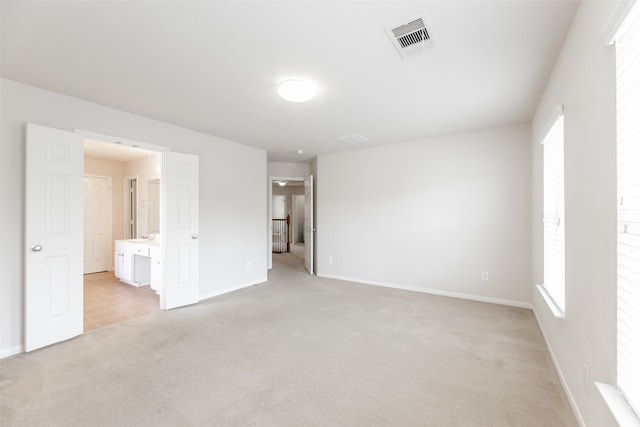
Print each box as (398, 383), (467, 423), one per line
(114, 240), (161, 290)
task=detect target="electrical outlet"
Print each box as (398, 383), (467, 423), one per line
(482, 272), (489, 281)
(245, 262), (252, 271)
(328, 256), (333, 264)
(583, 363), (590, 393)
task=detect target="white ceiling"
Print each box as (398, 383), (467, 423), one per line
(1, 1), (579, 163)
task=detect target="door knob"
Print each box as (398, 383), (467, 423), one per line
(31, 245), (43, 252)
(191, 234), (199, 239)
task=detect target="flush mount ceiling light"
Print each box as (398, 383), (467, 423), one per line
(278, 79), (317, 102)
(278, 180), (287, 187)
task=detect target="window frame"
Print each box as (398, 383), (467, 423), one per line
(537, 106), (566, 319)
(598, 1), (640, 425)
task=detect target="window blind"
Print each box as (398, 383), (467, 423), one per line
(542, 113), (565, 313)
(616, 0), (640, 417)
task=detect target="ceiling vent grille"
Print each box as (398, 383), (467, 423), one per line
(386, 13), (433, 59)
(336, 134), (368, 145)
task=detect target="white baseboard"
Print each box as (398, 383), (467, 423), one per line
(317, 273), (533, 309)
(198, 277), (268, 302)
(533, 308), (586, 427)
(0, 344), (24, 360)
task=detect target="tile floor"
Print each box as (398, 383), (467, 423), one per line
(83, 271), (160, 332)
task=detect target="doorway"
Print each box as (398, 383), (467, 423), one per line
(83, 138), (162, 331)
(25, 123), (201, 351)
(269, 177), (310, 271)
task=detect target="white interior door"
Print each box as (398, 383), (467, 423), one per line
(162, 151), (199, 310)
(83, 176), (111, 274)
(25, 123), (83, 352)
(291, 195), (298, 245)
(304, 175), (314, 274)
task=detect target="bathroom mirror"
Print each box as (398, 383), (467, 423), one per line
(148, 179), (160, 234)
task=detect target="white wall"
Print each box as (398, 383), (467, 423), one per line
(531, 2), (618, 426)
(267, 162), (310, 178)
(0, 79), (267, 357)
(316, 123), (532, 306)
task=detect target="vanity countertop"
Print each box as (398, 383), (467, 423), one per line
(116, 239), (160, 246)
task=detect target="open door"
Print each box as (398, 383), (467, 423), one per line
(161, 151), (199, 309)
(25, 123), (84, 351)
(304, 175), (314, 274)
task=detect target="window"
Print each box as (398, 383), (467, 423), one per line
(615, 0), (640, 418)
(539, 107), (565, 317)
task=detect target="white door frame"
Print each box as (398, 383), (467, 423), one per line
(268, 176), (304, 269)
(123, 175), (138, 239)
(76, 129), (170, 152)
(303, 175), (314, 275)
(291, 194), (298, 245)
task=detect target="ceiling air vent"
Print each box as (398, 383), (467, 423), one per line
(386, 13), (433, 59)
(336, 134), (368, 145)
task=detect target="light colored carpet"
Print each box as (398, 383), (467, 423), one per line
(0, 254), (577, 426)
(289, 242), (305, 260)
